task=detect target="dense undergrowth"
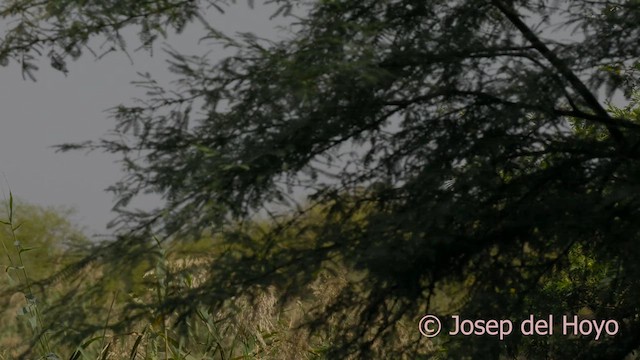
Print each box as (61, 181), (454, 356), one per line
(1, 195), (435, 359)
(0, 193), (618, 360)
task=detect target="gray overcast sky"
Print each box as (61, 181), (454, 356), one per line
(0, 2), (291, 236)
(0, 3), (629, 237)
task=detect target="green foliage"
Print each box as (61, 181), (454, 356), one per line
(0, 197), (337, 359)
(0, 195), (89, 358)
(5, 0), (640, 358)
(0, 198), (88, 280)
(0, 0), (296, 78)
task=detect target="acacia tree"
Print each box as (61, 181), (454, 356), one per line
(3, 0), (640, 358)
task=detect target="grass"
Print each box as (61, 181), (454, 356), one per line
(0, 192), (343, 360)
(0, 191), (443, 359)
(1, 192), (54, 358)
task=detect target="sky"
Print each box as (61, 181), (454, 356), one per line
(0, 2), (294, 236)
(0, 3), (631, 238)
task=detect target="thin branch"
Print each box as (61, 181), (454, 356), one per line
(490, 0), (628, 149)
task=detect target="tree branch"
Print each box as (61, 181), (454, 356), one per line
(490, 0), (628, 149)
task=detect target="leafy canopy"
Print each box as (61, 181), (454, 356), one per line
(4, 0), (640, 358)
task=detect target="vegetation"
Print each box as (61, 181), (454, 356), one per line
(0, 197), (87, 357)
(2, 0), (640, 358)
(1, 197), (339, 359)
